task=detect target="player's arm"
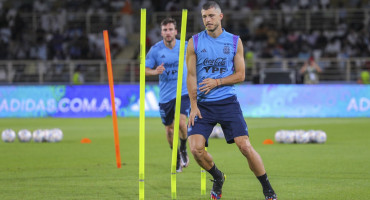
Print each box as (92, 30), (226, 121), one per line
(145, 46), (165, 76)
(219, 38), (245, 85)
(145, 63), (165, 76)
(186, 38), (202, 127)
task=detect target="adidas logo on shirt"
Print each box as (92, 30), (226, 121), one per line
(201, 49), (207, 53)
(161, 55), (165, 58)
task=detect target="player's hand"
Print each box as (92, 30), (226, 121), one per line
(188, 106), (202, 127)
(199, 78), (218, 94)
(156, 63), (165, 74)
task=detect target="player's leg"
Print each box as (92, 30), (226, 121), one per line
(188, 101), (225, 199)
(188, 134), (224, 199)
(234, 135), (265, 175)
(179, 113), (189, 167)
(165, 124), (182, 172)
(234, 135), (277, 200)
(159, 100), (174, 148)
(179, 114), (188, 140)
(219, 96), (276, 199)
(160, 99), (182, 172)
(165, 124), (174, 148)
(179, 94), (190, 142)
(188, 134), (213, 169)
(179, 94), (191, 167)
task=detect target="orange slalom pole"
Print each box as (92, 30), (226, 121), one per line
(103, 30), (121, 168)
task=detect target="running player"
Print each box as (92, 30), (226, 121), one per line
(145, 17), (190, 172)
(186, 2), (277, 199)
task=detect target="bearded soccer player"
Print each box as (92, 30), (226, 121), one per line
(145, 17), (190, 172)
(186, 1), (277, 199)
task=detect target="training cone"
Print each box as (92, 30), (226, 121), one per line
(263, 139), (274, 145)
(80, 138), (91, 144)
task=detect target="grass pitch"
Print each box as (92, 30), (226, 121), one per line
(0, 118), (369, 200)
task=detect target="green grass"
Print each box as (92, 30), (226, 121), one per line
(0, 118), (369, 200)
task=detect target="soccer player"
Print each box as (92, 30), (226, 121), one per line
(186, 1), (277, 200)
(145, 17), (190, 172)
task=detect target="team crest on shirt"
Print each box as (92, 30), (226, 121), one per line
(223, 45), (230, 54)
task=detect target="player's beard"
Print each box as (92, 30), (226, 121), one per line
(206, 23), (219, 32)
(164, 36), (174, 44)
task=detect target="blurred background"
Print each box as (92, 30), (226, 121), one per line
(0, 0), (369, 85)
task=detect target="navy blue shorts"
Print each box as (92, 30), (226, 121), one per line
(188, 95), (248, 146)
(159, 95), (190, 126)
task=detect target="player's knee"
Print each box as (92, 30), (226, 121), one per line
(168, 126), (174, 133)
(190, 146), (204, 159)
(179, 125), (187, 134)
(179, 122), (187, 132)
(236, 140), (253, 155)
(179, 121), (184, 127)
(166, 128), (174, 136)
(239, 143), (253, 155)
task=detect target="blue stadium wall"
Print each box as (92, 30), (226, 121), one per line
(0, 84), (369, 118)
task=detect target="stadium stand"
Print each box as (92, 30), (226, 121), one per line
(0, 0), (369, 84)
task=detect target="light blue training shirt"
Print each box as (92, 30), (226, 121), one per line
(146, 39), (188, 103)
(192, 29), (239, 102)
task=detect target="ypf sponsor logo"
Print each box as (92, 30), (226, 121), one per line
(203, 66), (226, 74)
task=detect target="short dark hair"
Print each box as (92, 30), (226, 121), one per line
(202, 1), (221, 10)
(160, 17), (177, 29)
